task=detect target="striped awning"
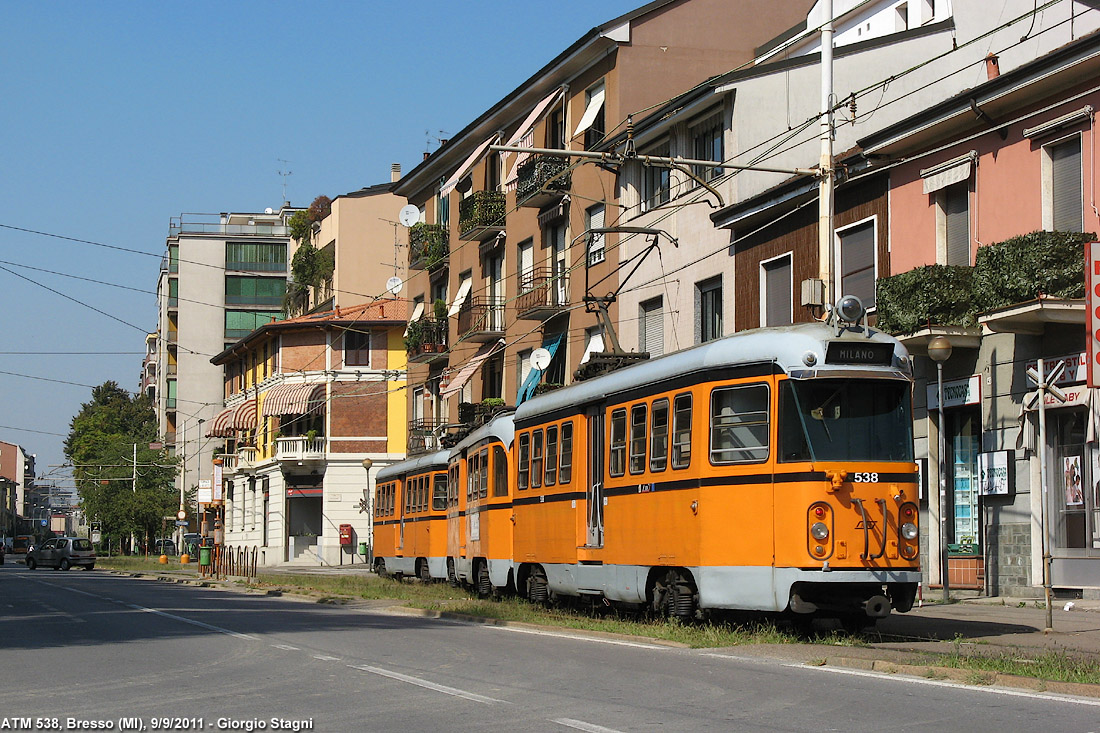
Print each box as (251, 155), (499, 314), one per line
(440, 340), (504, 398)
(206, 399), (258, 437)
(261, 383), (326, 417)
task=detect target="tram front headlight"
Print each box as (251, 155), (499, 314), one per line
(810, 522), (829, 541)
(901, 522), (919, 541)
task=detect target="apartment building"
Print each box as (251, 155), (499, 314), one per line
(0, 440), (36, 535)
(208, 299), (408, 566)
(155, 207), (299, 511)
(393, 0), (816, 453)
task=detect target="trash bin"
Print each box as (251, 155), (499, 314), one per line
(199, 546), (212, 566)
(358, 542), (368, 556)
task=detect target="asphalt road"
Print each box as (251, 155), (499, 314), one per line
(2, 562), (1098, 732)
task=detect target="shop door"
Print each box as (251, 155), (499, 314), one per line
(1052, 408), (1097, 553)
(947, 408), (981, 548)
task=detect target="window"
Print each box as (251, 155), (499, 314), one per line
(609, 408), (627, 477)
(629, 404), (647, 474)
(486, 151), (501, 192)
(518, 238), (534, 290)
(837, 220), (876, 308)
(166, 379), (177, 409)
(672, 393), (692, 469)
(493, 445), (509, 497)
(651, 398), (669, 472)
(577, 81), (606, 150)
(642, 141), (671, 211)
(517, 349), (533, 403)
(1048, 137), (1083, 232)
(560, 421), (574, 484)
(168, 278), (178, 307)
(531, 430), (544, 488)
(168, 244), (179, 273)
(586, 204), (605, 265)
(432, 474), (447, 511)
(546, 107), (565, 150)
(545, 425), (558, 486)
(761, 255), (792, 327)
(940, 184), (969, 266)
(468, 452), (479, 500)
(710, 385), (770, 463)
(345, 330), (371, 367)
(697, 276), (722, 343)
(640, 297), (664, 356)
(226, 242), (286, 272)
(225, 276), (285, 307)
(545, 222), (567, 305)
(225, 310), (281, 339)
(483, 352), (504, 400)
(691, 113), (723, 182)
(478, 447), (489, 499)
(518, 433), (530, 490)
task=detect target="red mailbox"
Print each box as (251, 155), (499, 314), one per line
(339, 524), (354, 546)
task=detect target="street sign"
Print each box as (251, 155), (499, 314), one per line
(175, 520), (189, 527)
(177, 509), (187, 520)
(40, 519), (47, 526)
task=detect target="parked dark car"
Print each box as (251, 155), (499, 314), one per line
(25, 537), (96, 570)
(154, 538), (177, 555)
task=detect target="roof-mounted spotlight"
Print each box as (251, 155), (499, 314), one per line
(835, 295), (865, 325)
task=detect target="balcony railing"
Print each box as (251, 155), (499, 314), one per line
(516, 267), (569, 320)
(459, 191), (506, 241)
(237, 446), (258, 468)
(167, 328), (178, 343)
(169, 215), (289, 237)
(516, 155), (571, 208)
(275, 436), (326, 462)
(408, 419), (446, 455)
(458, 297), (506, 341)
(409, 223), (449, 271)
(216, 453), (238, 473)
(406, 319), (449, 364)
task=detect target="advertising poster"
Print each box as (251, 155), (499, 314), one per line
(1063, 455), (1084, 506)
(978, 451), (1011, 496)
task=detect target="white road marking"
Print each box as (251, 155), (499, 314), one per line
(31, 577), (260, 641)
(313, 654), (340, 661)
(552, 718), (625, 733)
(347, 664), (504, 704)
(484, 624), (666, 650)
(791, 663), (1100, 706)
(272, 644), (300, 650)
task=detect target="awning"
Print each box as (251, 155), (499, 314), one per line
(505, 87), (567, 189)
(573, 84), (605, 138)
(404, 300), (425, 337)
(206, 399), (258, 437)
(440, 134), (499, 197)
(449, 277), (473, 317)
(516, 332), (565, 406)
(261, 383), (326, 417)
(440, 340), (504, 398)
(921, 151), (977, 194)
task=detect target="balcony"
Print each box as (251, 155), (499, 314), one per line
(169, 214), (289, 238)
(216, 453), (238, 475)
(516, 155), (571, 208)
(237, 446), (258, 472)
(408, 419), (446, 455)
(459, 191), (506, 241)
(275, 436), (326, 463)
(406, 319), (449, 364)
(458, 297), (506, 342)
(409, 223), (449, 271)
(166, 328), (178, 344)
(516, 267), (569, 320)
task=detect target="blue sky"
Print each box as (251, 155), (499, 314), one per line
(0, 1), (644, 486)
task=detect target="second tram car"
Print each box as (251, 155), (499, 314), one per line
(373, 450), (449, 581)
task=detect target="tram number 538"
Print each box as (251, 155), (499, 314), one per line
(852, 472), (879, 483)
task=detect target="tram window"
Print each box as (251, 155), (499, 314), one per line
(673, 393), (692, 469)
(546, 426), (559, 486)
(651, 398), (669, 472)
(479, 448), (489, 499)
(448, 465), (458, 506)
(468, 453), (478, 500)
(532, 430), (544, 489)
(710, 384), (770, 463)
(433, 474), (447, 511)
(610, 408), (627, 477)
(518, 433), (530, 490)
(493, 445), (509, 497)
(560, 421), (574, 483)
(630, 404), (647, 474)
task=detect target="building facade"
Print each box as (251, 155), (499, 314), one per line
(208, 300), (408, 566)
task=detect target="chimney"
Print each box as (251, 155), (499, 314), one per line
(423, 151), (431, 161)
(391, 163), (401, 183)
(985, 53), (1000, 80)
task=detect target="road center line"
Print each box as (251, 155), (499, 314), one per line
(790, 663), (1100, 706)
(483, 624), (667, 650)
(552, 718), (625, 733)
(347, 664), (504, 704)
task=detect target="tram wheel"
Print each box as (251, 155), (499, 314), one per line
(374, 558), (387, 577)
(447, 558), (458, 586)
(651, 568), (697, 620)
(476, 562), (492, 598)
(418, 560), (431, 582)
(527, 565), (550, 605)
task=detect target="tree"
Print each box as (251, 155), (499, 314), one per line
(65, 381), (177, 552)
(284, 198), (335, 316)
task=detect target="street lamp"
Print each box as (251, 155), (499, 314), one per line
(928, 335), (953, 602)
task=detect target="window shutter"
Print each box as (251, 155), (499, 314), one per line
(641, 298), (664, 356)
(764, 257), (792, 327)
(1051, 138), (1083, 232)
(838, 221), (875, 307)
(944, 183), (970, 266)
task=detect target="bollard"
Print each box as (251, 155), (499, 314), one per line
(159, 554), (168, 565)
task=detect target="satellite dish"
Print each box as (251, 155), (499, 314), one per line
(386, 276), (403, 296)
(399, 205), (420, 227)
(455, 175), (473, 194)
(530, 348), (552, 371)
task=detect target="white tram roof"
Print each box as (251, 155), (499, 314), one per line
(515, 321), (911, 424)
(376, 449), (450, 483)
(449, 412), (516, 457)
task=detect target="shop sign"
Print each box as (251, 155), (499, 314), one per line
(1025, 352), (1086, 387)
(926, 375), (981, 409)
(1087, 242), (1100, 387)
(197, 479), (212, 504)
(212, 462), (223, 502)
(978, 450), (1013, 496)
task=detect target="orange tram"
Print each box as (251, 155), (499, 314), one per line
(374, 304), (921, 625)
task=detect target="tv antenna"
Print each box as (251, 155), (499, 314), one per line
(424, 130), (451, 153)
(277, 159), (293, 203)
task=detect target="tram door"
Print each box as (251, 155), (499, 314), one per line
(587, 406), (604, 547)
(397, 479), (406, 551)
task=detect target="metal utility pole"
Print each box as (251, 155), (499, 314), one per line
(818, 0), (836, 305)
(1027, 358), (1067, 631)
